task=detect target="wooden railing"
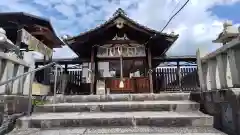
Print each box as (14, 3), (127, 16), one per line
(197, 38), (240, 91)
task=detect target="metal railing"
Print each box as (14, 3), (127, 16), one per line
(0, 62), (63, 116)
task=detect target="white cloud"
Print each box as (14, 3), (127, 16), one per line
(0, 0), (240, 59)
(123, 0), (239, 55)
(54, 4), (76, 18)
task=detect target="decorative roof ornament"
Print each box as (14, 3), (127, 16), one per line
(115, 17), (125, 29)
(112, 33), (129, 40)
(113, 8), (127, 17)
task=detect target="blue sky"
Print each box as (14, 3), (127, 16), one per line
(210, 2), (240, 24)
(0, 0), (239, 58)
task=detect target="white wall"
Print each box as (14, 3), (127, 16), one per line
(81, 62), (110, 83)
(98, 62), (110, 77)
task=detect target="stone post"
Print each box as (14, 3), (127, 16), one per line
(227, 49), (240, 87)
(216, 54), (227, 89)
(208, 59), (217, 90)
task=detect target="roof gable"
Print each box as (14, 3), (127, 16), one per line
(65, 8), (179, 59)
(65, 8), (177, 43)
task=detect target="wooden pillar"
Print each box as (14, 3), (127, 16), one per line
(176, 61), (182, 91)
(94, 47), (98, 95)
(90, 47), (95, 95)
(64, 64), (68, 73)
(147, 46), (153, 93)
(43, 56), (47, 84)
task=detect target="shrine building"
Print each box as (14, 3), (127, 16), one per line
(61, 8), (198, 95)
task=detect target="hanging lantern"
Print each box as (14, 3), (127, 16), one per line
(119, 80), (124, 88)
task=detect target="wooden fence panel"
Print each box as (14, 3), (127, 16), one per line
(154, 66), (199, 92)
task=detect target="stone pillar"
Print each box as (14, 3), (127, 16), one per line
(206, 63), (212, 91)
(22, 52), (35, 95)
(208, 59), (217, 90)
(196, 49), (205, 91)
(12, 65), (24, 94)
(216, 54), (227, 89)
(201, 63), (208, 91)
(0, 59), (7, 94)
(0, 60), (14, 94)
(227, 49), (240, 87)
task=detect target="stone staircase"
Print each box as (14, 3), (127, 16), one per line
(9, 93), (226, 135)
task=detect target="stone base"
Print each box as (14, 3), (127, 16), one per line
(190, 89), (240, 135)
(17, 111), (213, 128)
(0, 95), (29, 115)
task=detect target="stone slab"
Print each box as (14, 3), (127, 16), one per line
(34, 100), (200, 113)
(7, 127), (227, 135)
(46, 93), (190, 103)
(17, 111), (213, 128)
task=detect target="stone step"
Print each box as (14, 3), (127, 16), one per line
(34, 100), (199, 113)
(8, 127), (227, 135)
(17, 111), (213, 128)
(46, 93), (190, 103)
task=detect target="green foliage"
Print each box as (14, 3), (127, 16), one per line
(32, 99), (47, 106)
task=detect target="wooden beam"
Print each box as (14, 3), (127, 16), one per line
(153, 56), (196, 62)
(97, 57), (145, 61)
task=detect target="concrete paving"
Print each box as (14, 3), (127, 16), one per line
(7, 127), (227, 135)
(34, 100), (200, 112)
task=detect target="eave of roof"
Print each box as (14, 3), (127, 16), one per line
(0, 12), (63, 48)
(65, 8), (178, 44)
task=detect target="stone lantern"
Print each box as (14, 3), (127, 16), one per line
(213, 21), (240, 45)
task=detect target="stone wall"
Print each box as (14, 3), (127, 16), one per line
(0, 95), (29, 115)
(190, 89), (240, 135)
